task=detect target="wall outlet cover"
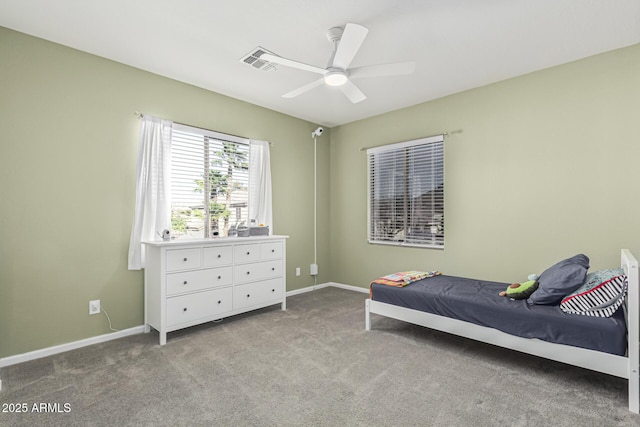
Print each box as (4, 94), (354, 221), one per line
(89, 300), (100, 315)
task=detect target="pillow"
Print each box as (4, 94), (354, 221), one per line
(560, 268), (627, 317)
(527, 254), (590, 305)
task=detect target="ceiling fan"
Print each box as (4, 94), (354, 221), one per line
(259, 23), (415, 104)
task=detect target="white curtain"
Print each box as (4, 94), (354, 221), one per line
(128, 116), (173, 270)
(248, 140), (273, 232)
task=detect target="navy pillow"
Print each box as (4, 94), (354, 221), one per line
(528, 254), (590, 305)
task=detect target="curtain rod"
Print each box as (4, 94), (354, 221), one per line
(133, 111), (272, 145)
(358, 129), (463, 152)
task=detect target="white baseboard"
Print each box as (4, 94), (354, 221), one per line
(286, 283), (330, 296)
(326, 282), (370, 294)
(0, 326), (146, 368)
(1, 283), (368, 371)
(286, 281), (369, 297)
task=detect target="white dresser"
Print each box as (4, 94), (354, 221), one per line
(143, 235), (288, 345)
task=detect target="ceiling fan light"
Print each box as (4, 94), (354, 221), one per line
(324, 71), (348, 86)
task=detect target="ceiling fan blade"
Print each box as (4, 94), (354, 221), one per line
(282, 78), (325, 98)
(259, 53), (325, 75)
(332, 23), (369, 70)
(339, 79), (366, 103)
(349, 61), (416, 79)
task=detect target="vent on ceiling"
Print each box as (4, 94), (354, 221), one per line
(240, 47), (277, 72)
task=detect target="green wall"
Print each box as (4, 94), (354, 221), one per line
(0, 27), (330, 358)
(330, 43), (640, 288)
(2, 24), (639, 360)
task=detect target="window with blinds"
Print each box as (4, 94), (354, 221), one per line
(367, 135), (444, 248)
(170, 123), (250, 238)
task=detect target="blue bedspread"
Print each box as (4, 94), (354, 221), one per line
(371, 274), (627, 355)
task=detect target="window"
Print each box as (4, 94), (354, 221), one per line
(170, 123), (250, 238)
(367, 135), (444, 248)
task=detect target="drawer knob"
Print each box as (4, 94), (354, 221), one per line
(272, 289), (275, 292)
(217, 275), (221, 279)
(272, 267), (275, 271)
(246, 294), (251, 298)
(271, 249), (275, 253)
(183, 281), (187, 285)
(246, 271), (250, 275)
(217, 300), (221, 304)
(183, 308), (187, 312)
(217, 254), (221, 258)
(246, 251), (250, 255)
(183, 257), (188, 262)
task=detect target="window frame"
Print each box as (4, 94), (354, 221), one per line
(366, 134), (445, 249)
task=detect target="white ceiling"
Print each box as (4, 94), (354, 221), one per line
(1, 0), (639, 127)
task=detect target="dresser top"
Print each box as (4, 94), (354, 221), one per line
(143, 234), (288, 247)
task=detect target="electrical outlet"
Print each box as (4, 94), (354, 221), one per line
(310, 264), (318, 276)
(89, 300), (100, 315)
(295, 267), (301, 276)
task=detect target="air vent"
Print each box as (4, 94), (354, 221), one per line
(240, 47), (277, 72)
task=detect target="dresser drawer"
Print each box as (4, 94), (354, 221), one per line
(234, 244), (261, 264)
(166, 287), (232, 327)
(234, 260), (283, 284)
(166, 266), (233, 296)
(203, 245), (233, 267)
(261, 241), (283, 260)
(166, 248), (201, 272)
(233, 278), (284, 310)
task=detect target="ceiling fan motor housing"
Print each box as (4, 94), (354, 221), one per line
(324, 68), (348, 86)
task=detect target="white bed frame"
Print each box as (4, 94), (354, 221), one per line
(365, 249), (639, 413)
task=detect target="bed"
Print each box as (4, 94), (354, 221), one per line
(364, 249), (639, 413)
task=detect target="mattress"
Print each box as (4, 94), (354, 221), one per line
(371, 274), (627, 355)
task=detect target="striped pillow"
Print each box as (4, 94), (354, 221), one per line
(560, 269), (627, 317)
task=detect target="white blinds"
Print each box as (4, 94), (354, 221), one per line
(170, 124), (250, 238)
(367, 135), (444, 248)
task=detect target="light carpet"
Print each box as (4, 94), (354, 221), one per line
(1, 287), (638, 426)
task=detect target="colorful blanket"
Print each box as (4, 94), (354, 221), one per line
(370, 270), (441, 297)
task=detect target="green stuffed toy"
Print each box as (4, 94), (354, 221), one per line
(499, 280), (539, 300)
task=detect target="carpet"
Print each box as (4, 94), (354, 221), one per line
(1, 287), (638, 426)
